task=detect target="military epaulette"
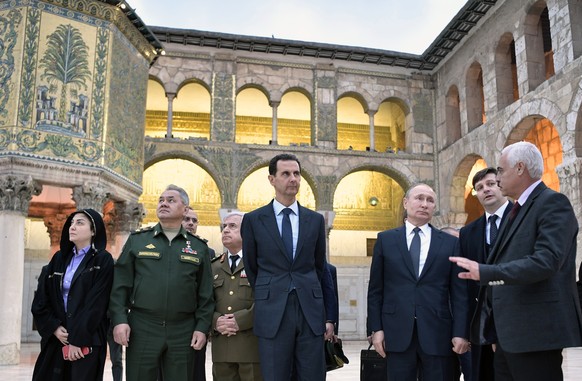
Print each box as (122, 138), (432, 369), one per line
(131, 226), (154, 234)
(185, 231), (208, 244)
(211, 253), (225, 263)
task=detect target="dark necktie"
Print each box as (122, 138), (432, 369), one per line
(410, 227), (421, 278)
(488, 215), (499, 247)
(230, 254), (239, 273)
(509, 202), (521, 221)
(281, 208), (294, 261)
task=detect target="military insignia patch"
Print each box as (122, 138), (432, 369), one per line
(182, 241), (197, 255)
(145, 244), (156, 249)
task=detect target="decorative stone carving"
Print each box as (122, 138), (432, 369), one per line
(43, 213), (69, 250)
(72, 182), (109, 211)
(196, 146), (260, 208)
(314, 175), (337, 210)
(211, 72), (235, 141)
(0, 175), (42, 214)
(110, 201), (146, 234)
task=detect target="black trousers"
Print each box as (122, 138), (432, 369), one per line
(494, 344), (563, 381)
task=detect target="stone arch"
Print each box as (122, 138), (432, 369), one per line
(236, 83), (271, 100)
(140, 156), (222, 225)
(144, 151), (221, 192)
(175, 77), (212, 95)
(376, 97), (408, 152)
(278, 88), (313, 146)
(279, 82), (314, 101)
(332, 165), (410, 232)
(337, 91), (369, 111)
(571, 82), (582, 157)
(495, 32), (519, 110)
(523, 0), (554, 91)
(448, 154), (488, 226)
(505, 114), (564, 191)
(465, 61), (486, 132)
(235, 158), (318, 211)
(445, 84), (461, 147)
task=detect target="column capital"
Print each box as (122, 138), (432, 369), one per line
(43, 213), (69, 250)
(0, 175), (42, 215)
(111, 201), (146, 234)
(72, 182), (109, 211)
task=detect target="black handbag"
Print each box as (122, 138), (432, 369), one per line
(360, 344), (388, 381)
(325, 338), (350, 372)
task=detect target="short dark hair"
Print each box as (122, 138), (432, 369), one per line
(268, 153), (301, 175)
(472, 167), (497, 188)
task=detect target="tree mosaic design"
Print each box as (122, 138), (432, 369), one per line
(0, 9), (22, 123)
(37, 23), (91, 136)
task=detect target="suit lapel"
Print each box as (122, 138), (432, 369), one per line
(295, 205), (311, 261)
(419, 225), (440, 279)
(488, 185), (545, 264)
(257, 203), (291, 263)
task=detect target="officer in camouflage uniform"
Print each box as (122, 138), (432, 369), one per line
(110, 184), (214, 381)
(211, 212), (262, 381)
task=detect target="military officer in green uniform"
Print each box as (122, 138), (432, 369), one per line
(110, 184), (214, 381)
(211, 212), (262, 381)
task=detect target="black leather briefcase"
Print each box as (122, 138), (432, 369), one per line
(360, 344), (388, 381)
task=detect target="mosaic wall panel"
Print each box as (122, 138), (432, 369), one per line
(0, 1), (150, 185)
(104, 32), (149, 183)
(0, 7), (25, 129)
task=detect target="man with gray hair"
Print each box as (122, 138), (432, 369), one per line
(451, 142), (582, 380)
(211, 212), (262, 381)
(110, 184), (215, 381)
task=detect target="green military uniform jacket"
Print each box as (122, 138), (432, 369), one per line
(211, 252), (260, 363)
(109, 223), (214, 333)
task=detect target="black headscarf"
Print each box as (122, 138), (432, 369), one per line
(59, 208), (107, 254)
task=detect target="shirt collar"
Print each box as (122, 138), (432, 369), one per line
(72, 245), (91, 257)
(484, 200), (510, 220)
(228, 249), (242, 257)
(273, 199), (299, 216)
(516, 180), (542, 206)
(405, 220), (429, 235)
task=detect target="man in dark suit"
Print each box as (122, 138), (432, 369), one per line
(367, 183), (470, 381)
(451, 142), (582, 381)
(241, 153), (332, 381)
(458, 167), (511, 381)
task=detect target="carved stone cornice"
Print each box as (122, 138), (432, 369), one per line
(0, 175), (42, 214)
(72, 182), (109, 211)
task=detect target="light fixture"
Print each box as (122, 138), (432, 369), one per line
(369, 197), (379, 207)
(117, 2), (127, 10)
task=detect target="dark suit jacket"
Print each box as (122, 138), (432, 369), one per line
(327, 263), (340, 334)
(241, 201), (327, 339)
(459, 202), (512, 321)
(479, 182), (582, 352)
(367, 224), (469, 356)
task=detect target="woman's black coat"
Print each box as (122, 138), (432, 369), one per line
(31, 208), (114, 381)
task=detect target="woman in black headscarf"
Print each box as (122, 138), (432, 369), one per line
(32, 208), (114, 381)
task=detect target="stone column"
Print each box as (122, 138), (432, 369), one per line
(106, 201), (145, 259)
(556, 158), (582, 268)
(270, 101), (280, 145)
(72, 182), (109, 211)
(317, 210), (336, 262)
(367, 110), (376, 151)
(0, 175), (41, 365)
(166, 92), (176, 138)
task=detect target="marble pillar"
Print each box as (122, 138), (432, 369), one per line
(0, 175), (41, 364)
